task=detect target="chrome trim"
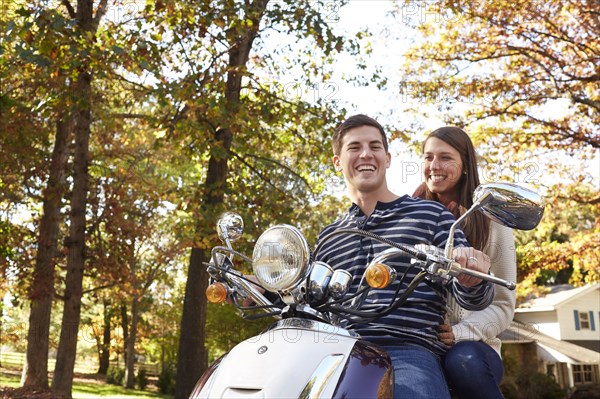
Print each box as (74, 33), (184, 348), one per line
(328, 269), (352, 299)
(216, 212), (244, 243)
(309, 261), (334, 300)
(267, 317), (358, 338)
(446, 261), (517, 290)
(280, 282), (309, 305)
(474, 182), (545, 230)
(445, 182), (544, 257)
(227, 271), (283, 315)
(445, 192), (489, 257)
(299, 354), (345, 399)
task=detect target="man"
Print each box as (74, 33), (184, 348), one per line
(314, 114), (493, 399)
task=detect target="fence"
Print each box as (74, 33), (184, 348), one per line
(0, 352), (160, 376)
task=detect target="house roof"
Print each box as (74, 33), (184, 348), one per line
(500, 320), (600, 363)
(516, 283), (600, 313)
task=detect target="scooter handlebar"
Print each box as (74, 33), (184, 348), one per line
(447, 262), (516, 290)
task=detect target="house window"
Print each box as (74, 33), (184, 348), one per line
(579, 312), (590, 329)
(573, 365), (594, 384)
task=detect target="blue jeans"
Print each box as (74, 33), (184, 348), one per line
(444, 341), (504, 399)
(382, 344), (450, 399)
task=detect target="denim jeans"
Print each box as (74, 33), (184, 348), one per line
(444, 341), (504, 399)
(381, 344), (451, 399)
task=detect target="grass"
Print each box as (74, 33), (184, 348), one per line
(0, 370), (173, 399)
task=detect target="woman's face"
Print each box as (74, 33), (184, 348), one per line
(423, 137), (463, 200)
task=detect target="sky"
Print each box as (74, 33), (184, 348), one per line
(324, 1), (450, 196)
(311, 1), (599, 196)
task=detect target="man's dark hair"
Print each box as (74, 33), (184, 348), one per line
(332, 114), (388, 155)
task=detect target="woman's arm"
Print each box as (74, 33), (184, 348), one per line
(452, 223), (517, 341)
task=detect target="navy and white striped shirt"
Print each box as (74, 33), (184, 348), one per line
(315, 195), (494, 355)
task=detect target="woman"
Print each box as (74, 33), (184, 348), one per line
(414, 126), (516, 399)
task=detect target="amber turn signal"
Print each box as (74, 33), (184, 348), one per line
(365, 263), (393, 289)
(206, 282), (228, 303)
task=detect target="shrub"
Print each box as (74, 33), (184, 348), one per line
(501, 371), (565, 399)
(106, 366), (125, 386)
(518, 372), (565, 399)
(157, 365), (176, 395)
(136, 368), (149, 390)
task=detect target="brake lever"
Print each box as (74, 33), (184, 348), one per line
(413, 244), (516, 290)
(445, 262), (516, 290)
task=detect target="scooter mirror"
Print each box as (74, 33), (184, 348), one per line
(474, 182), (544, 231)
(216, 212), (244, 243)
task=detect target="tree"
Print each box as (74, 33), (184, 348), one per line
(2, 3), (73, 389)
(2, 1), (371, 397)
(395, 0), (598, 159)
(392, 0), (599, 296)
(48, 0), (112, 395)
(514, 185), (599, 302)
(139, 1), (360, 396)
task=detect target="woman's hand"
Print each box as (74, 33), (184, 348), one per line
(437, 324), (454, 346)
(452, 247), (491, 287)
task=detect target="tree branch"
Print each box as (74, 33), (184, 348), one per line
(229, 150), (286, 194)
(93, 0), (110, 27)
(61, 0), (75, 18)
(82, 283), (119, 295)
(557, 194), (600, 205)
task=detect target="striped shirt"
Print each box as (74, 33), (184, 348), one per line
(315, 195), (494, 355)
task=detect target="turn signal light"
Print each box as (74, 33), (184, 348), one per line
(365, 263), (393, 289)
(206, 282), (228, 303)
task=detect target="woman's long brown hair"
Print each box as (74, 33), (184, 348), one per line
(417, 126), (490, 251)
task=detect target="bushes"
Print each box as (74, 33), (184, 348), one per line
(157, 365), (176, 395)
(501, 371), (566, 399)
(136, 368), (149, 390)
(106, 366), (125, 385)
(106, 364), (164, 392)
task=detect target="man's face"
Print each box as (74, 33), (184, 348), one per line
(333, 126), (391, 194)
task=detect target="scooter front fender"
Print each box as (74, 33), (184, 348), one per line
(190, 318), (392, 398)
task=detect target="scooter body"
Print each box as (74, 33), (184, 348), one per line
(193, 183), (544, 398)
(190, 318), (393, 398)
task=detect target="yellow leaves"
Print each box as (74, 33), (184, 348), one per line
(389, 129), (411, 143)
(192, 235), (214, 250)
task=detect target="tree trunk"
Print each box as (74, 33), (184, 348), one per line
(0, 302), (3, 367)
(174, 247), (211, 398)
(21, 117), (70, 389)
(50, 0), (103, 394)
(51, 67), (92, 398)
(98, 299), (111, 375)
(174, 5), (267, 397)
(124, 297), (140, 389)
(121, 302), (129, 365)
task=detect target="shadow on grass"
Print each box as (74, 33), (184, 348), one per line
(0, 369), (173, 399)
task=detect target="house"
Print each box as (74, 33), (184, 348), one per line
(500, 283), (600, 390)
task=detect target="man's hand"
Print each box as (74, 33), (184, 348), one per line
(452, 247), (490, 287)
(437, 324), (454, 346)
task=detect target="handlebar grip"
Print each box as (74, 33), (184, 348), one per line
(449, 262), (516, 290)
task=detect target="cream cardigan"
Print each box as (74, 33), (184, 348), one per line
(447, 221), (517, 356)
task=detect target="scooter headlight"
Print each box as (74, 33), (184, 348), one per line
(252, 225), (310, 292)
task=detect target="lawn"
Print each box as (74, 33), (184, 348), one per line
(0, 369), (173, 399)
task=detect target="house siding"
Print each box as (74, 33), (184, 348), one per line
(558, 290), (600, 342)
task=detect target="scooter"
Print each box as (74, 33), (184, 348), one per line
(190, 183), (544, 398)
